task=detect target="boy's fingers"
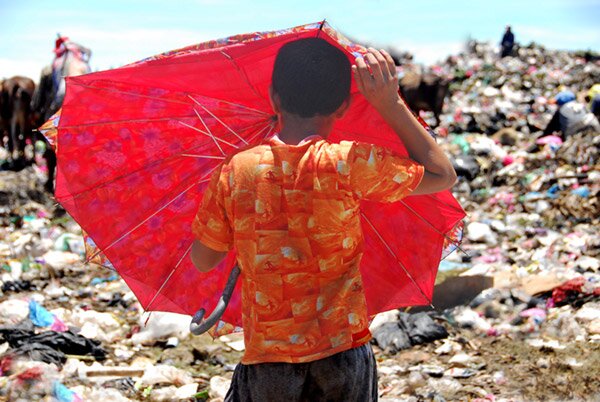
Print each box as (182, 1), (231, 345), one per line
(370, 48), (388, 68)
(352, 65), (366, 94)
(371, 48), (393, 82)
(380, 49), (397, 80)
(355, 57), (373, 91)
(365, 51), (384, 83)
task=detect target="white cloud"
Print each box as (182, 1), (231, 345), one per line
(66, 26), (220, 70)
(0, 58), (47, 82)
(517, 25), (600, 51)
(349, 31), (466, 65)
(1, 26), (222, 80)
(391, 40), (466, 65)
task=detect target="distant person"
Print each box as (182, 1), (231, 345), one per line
(543, 90), (600, 138)
(585, 83), (600, 121)
(500, 26), (515, 58)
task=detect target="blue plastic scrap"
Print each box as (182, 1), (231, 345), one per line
(29, 300), (55, 327)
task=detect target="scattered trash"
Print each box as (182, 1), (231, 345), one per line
(131, 312), (191, 346)
(372, 312), (448, 353)
(1, 35), (598, 401)
(138, 364), (194, 387)
(29, 300), (57, 328)
(53, 381), (82, 402)
(209, 375), (231, 400)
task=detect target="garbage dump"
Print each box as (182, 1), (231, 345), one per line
(1, 39), (599, 401)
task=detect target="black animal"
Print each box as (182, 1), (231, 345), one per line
(399, 72), (449, 128)
(1, 76), (36, 169)
(31, 66), (58, 193)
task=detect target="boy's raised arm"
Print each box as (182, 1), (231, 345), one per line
(352, 48), (457, 195)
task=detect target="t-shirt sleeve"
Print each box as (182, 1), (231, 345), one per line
(346, 142), (424, 203)
(191, 165), (233, 252)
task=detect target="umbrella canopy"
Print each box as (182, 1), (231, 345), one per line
(43, 21), (465, 335)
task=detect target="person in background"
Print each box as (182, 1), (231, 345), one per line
(543, 90), (600, 138)
(584, 83), (600, 121)
(500, 26), (515, 58)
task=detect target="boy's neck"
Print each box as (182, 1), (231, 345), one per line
(277, 112), (335, 145)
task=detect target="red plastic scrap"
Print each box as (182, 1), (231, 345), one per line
(551, 277), (586, 304)
(15, 366), (43, 383)
(0, 356), (13, 376)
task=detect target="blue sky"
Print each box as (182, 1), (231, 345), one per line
(1, 0), (599, 80)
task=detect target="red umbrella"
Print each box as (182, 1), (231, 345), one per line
(42, 21), (465, 335)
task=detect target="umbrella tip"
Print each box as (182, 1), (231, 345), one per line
(144, 311), (153, 327)
(319, 19), (326, 29)
(316, 19), (326, 38)
(456, 244), (471, 258)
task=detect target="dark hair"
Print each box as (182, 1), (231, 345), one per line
(271, 37), (351, 118)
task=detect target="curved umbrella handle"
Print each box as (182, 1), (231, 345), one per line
(190, 265), (241, 335)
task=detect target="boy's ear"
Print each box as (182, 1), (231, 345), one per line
(334, 99), (350, 118)
(269, 86), (281, 114)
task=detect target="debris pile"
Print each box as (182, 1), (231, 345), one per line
(370, 40), (599, 401)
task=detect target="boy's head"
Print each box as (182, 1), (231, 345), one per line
(271, 37), (351, 118)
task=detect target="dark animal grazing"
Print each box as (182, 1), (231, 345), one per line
(0, 79), (5, 150)
(32, 66), (59, 193)
(1, 76), (36, 168)
(399, 72), (449, 128)
(31, 66), (54, 129)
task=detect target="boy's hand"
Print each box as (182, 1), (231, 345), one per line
(353, 49), (457, 195)
(352, 48), (401, 114)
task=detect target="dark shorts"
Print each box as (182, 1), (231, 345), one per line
(224, 343), (378, 402)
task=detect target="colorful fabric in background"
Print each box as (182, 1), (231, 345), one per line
(28, 300), (68, 332)
(38, 110), (60, 149)
(53, 381), (83, 402)
(42, 21), (465, 337)
(193, 137), (423, 363)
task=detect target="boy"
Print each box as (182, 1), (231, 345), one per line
(190, 38), (456, 401)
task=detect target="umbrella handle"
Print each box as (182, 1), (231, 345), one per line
(190, 265), (241, 335)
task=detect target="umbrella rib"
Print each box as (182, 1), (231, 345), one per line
(144, 241), (194, 311)
(57, 111), (266, 129)
(68, 82), (190, 105)
(57, 139), (223, 201)
(360, 211), (433, 307)
(70, 81), (270, 118)
(59, 116), (200, 129)
(181, 154), (226, 159)
(178, 120), (238, 149)
(246, 121), (273, 144)
(210, 99), (270, 116)
(400, 201), (468, 256)
(59, 119), (269, 202)
(261, 122), (275, 142)
(85, 174), (214, 262)
(189, 96), (249, 145)
(185, 91), (269, 116)
(192, 108), (226, 155)
(219, 50), (266, 106)
(68, 82), (270, 116)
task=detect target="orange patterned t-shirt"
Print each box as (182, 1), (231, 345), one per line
(192, 136), (424, 364)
